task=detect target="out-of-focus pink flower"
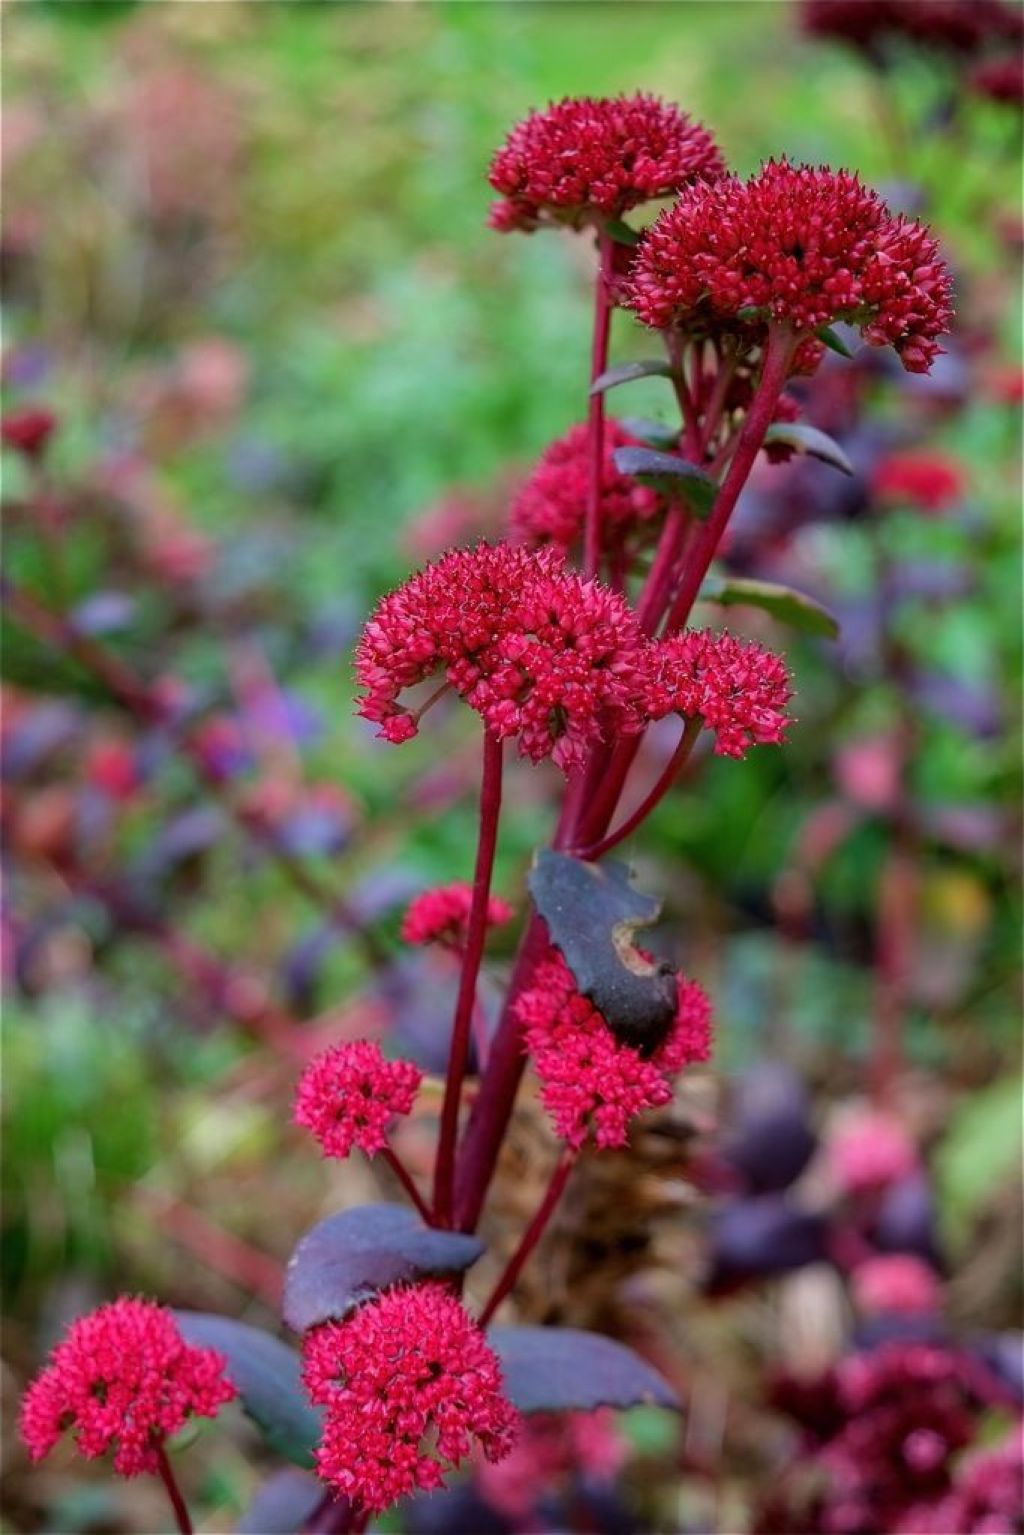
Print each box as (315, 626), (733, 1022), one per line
(872, 450), (966, 512)
(851, 1254), (942, 1315)
(1, 405), (57, 460)
(510, 420), (669, 551)
(829, 1109), (919, 1195)
(401, 882), (513, 948)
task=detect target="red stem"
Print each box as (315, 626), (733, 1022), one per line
(578, 715), (702, 860)
(478, 1148), (577, 1325)
(382, 1145), (432, 1223)
(433, 730), (504, 1224)
(583, 230), (614, 580)
(665, 323), (796, 635)
(156, 1447), (193, 1535)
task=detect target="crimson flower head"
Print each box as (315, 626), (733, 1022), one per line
(302, 1282), (519, 1512)
(627, 159), (953, 373)
(355, 542), (648, 773)
(488, 93), (724, 232)
(871, 449), (966, 512)
(401, 882), (513, 948)
(19, 1297), (236, 1477)
(516, 947), (712, 1150)
(644, 629), (792, 758)
(294, 1040), (422, 1159)
(903, 1426), (1024, 1535)
(1, 405), (58, 460)
(510, 420), (670, 551)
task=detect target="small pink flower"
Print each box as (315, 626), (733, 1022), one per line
(871, 450), (966, 512)
(829, 1109), (919, 1195)
(401, 882), (513, 948)
(302, 1283), (518, 1513)
(294, 1041), (422, 1159)
(488, 94), (723, 232)
(19, 1297), (236, 1477)
(851, 1254), (942, 1315)
(644, 629), (792, 758)
(517, 948), (712, 1150)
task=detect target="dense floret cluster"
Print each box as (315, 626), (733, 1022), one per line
(488, 93), (724, 232)
(19, 1298), (236, 1477)
(516, 947), (712, 1149)
(644, 629), (792, 758)
(627, 160), (953, 373)
(401, 882), (514, 947)
(294, 1041), (422, 1159)
(355, 542), (649, 772)
(510, 420), (670, 550)
(302, 1283), (518, 1511)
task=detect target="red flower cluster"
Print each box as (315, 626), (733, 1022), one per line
(970, 54), (1024, 104)
(828, 1109), (918, 1195)
(644, 629), (792, 758)
(1, 405), (58, 460)
(516, 947), (712, 1149)
(19, 1297), (236, 1477)
(302, 1282), (518, 1512)
(900, 1425), (1024, 1535)
(851, 1254), (941, 1316)
(355, 542), (648, 773)
(802, 0), (1023, 59)
(294, 1041), (422, 1159)
(488, 93), (723, 232)
(871, 449), (966, 511)
(510, 420), (669, 550)
(627, 160), (953, 373)
(401, 882), (513, 948)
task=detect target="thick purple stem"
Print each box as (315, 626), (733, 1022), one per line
(433, 730), (504, 1224)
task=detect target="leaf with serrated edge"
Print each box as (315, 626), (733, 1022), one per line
(490, 1327), (679, 1412)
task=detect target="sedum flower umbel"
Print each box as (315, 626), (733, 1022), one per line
(294, 1040), (422, 1159)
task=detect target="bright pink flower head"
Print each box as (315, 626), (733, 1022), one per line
(2, 405), (58, 460)
(488, 94), (724, 232)
(401, 882), (513, 948)
(19, 1297), (236, 1477)
(643, 629), (792, 758)
(510, 420), (670, 550)
(302, 1282), (518, 1513)
(294, 1041), (422, 1159)
(516, 947), (712, 1150)
(627, 160), (953, 373)
(829, 1109), (919, 1195)
(898, 1425), (1024, 1535)
(851, 1254), (942, 1316)
(872, 449), (967, 512)
(355, 542), (649, 773)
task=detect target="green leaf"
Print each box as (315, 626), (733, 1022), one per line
(602, 218), (641, 247)
(589, 360), (675, 396)
(618, 417), (680, 450)
(763, 422), (854, 476)
(175, 1312), (321, 1468)
(700, 576), (840, 638)
(934, 1076), (1024, 1254)
(611, 446), (717, 516)
(527, 850), (677, 1056)
(816, 325), (855, 359)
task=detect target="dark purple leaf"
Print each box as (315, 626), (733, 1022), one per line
(175, 1312), (321, 1468)
(971, 1331), (1024, 1406)
(724, 1063), (817, 1194)
(1, 701), (81, 780)
(406, 1483), (513, 1535)
(135, 805), (226, 880)
(528, 851), (677, 1057)
(871, 1173), (942, 1267)
(706, 1196), (828, 1288)
(236, 1470), (324, 1534)
(283, 1204), (484, 1333)
(274, 803), (352, 859)
(853, 1316), (946, 1351)
(909, 672), (1002, 738)
(489, 1326), (678, 1412)
(68, 591), (137, 637)
(611, 446), (716, 515)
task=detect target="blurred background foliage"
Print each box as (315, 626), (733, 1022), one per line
(1, 2), (1021, 1532)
